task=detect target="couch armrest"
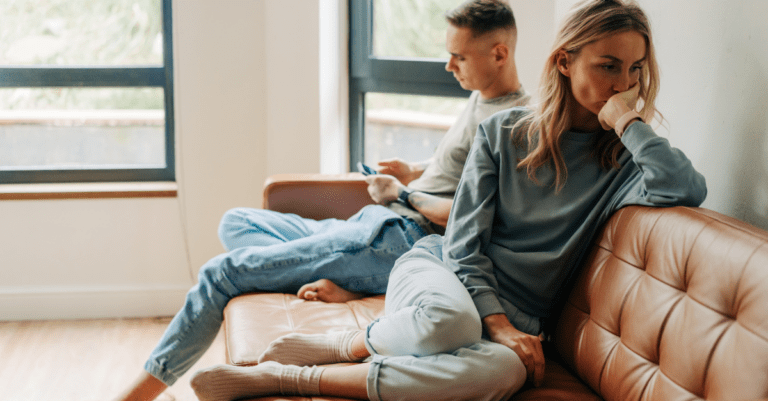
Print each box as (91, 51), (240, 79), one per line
(262, 173), (375, 220)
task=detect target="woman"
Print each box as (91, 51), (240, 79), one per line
(190, 1), (707, 400)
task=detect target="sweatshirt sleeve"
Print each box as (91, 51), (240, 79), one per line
(613, 121), (707, 209)
(442, 121), (507, 319)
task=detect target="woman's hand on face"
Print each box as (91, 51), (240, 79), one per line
(598, 84), (641, 131)
(483, 314), (545, 387)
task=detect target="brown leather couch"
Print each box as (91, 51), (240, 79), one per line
(222, 174), (768, 401)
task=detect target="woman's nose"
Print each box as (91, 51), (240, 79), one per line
(614, 71), (636, 93)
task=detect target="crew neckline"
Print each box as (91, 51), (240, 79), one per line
(563, 129), (596, 143)
(480, 87), (527, 105)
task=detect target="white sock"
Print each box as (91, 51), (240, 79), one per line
(258, 330), (363, 366)
(190, 361), (324, 401)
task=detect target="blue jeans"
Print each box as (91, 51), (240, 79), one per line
(145, 205), (428, 385)
(363, 235), (527, 401)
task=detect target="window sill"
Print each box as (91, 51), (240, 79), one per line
(0, 182), (178, 200)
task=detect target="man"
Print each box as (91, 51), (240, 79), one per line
(117, 1), (529, 399)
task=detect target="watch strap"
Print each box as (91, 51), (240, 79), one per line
(398, 186), (415, 209)
(615, 110), (643, 137)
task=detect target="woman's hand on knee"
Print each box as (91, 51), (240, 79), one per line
(483, 314), (545, 387)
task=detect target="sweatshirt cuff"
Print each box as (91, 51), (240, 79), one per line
(619, 121), (659, 153)
(473, 291), (506, 319)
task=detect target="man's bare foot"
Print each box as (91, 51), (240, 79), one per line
(113, 371), (168, 401)
(297, 279), (364, 303)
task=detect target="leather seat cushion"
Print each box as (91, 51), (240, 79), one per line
(224, 293), (599, 400)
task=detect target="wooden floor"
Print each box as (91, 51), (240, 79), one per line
(0, 316), (226, 401)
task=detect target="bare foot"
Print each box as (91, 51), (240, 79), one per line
(297, 279), (364, 303)
(113, 371), (168, 401)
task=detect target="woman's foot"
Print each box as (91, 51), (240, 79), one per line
(297, 279), (364, 303)
(258, 330), (369, 366)
(190, 362), (323, 401)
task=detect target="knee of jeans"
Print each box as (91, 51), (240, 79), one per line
(411, 234), (443, 256)
(461, 346), (525, 396)
(489, 345), (524, 374)
(480, 345), (527, 391)
(196, 254), (233, 288)
(218, 208), (248, 238)
(416, 301), (482, 354)
(196, 262), (218, 287)
(391, 247), (442, 279)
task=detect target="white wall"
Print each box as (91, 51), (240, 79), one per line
(174, 0), (268, 273)
(509, 0), (556, 95)
(552, 0), (768, 229)
(0, 198), (191, 320)
(639, 0), (768, 229)
(0, 0), (328, 320)
(1, 0), (766, 320)
(320, 0), (349, 174)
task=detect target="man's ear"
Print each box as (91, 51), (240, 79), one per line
(555, 50), (570, 77)
(493, 43), (509, 64)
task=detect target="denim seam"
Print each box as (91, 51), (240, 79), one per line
(405, 218), (430, 241)
(234, 216), (422, 275)
(241, 242), (414, 276)
(367, 355), (385, 401)
(364, 318), (382, 356)
(144, 358), (180, 386)
(250, 225), (287, 242)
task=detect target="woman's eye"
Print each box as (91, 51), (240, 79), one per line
(601, 64), (617, 71)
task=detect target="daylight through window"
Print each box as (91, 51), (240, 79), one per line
(0, 0), (174, 184)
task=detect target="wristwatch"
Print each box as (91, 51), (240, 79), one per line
(398, 186), (415, 209)
(615, 110), (643, 137)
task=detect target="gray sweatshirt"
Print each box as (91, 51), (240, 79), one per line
(443, 107), (707, 320)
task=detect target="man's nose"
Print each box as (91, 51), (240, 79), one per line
(445, 57), (456, 72)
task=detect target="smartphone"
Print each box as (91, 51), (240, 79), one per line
(357, 162), (378, 176)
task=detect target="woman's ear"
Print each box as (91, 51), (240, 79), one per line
(555, 50), (570, 77)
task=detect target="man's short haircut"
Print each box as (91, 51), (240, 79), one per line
(445, 0), (516, 36)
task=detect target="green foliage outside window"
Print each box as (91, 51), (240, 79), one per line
(369, 0), (467, 116)
(373, 0), (458, 59)
(0, 0), (163, 110)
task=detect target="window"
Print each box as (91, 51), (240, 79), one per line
(349, 0), (469, 169)
(0, 0), (174, 184)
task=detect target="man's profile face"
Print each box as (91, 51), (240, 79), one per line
(444, 25), (501, 93)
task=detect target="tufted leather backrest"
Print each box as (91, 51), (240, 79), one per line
(555, 206), (768, 401)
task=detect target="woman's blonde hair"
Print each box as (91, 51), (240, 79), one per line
(516, 0), (660, 189)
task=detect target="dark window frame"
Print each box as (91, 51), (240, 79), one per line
(348, 0), (470, 171)
(0, 0), (175, 184)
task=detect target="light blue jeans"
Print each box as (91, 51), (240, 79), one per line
(364, 235), (529, 401)
(145, 205), (427, 385)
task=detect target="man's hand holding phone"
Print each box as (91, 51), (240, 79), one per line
(357, 162), (378, 176)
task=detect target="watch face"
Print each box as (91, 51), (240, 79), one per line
(399, 187), (415, 208)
